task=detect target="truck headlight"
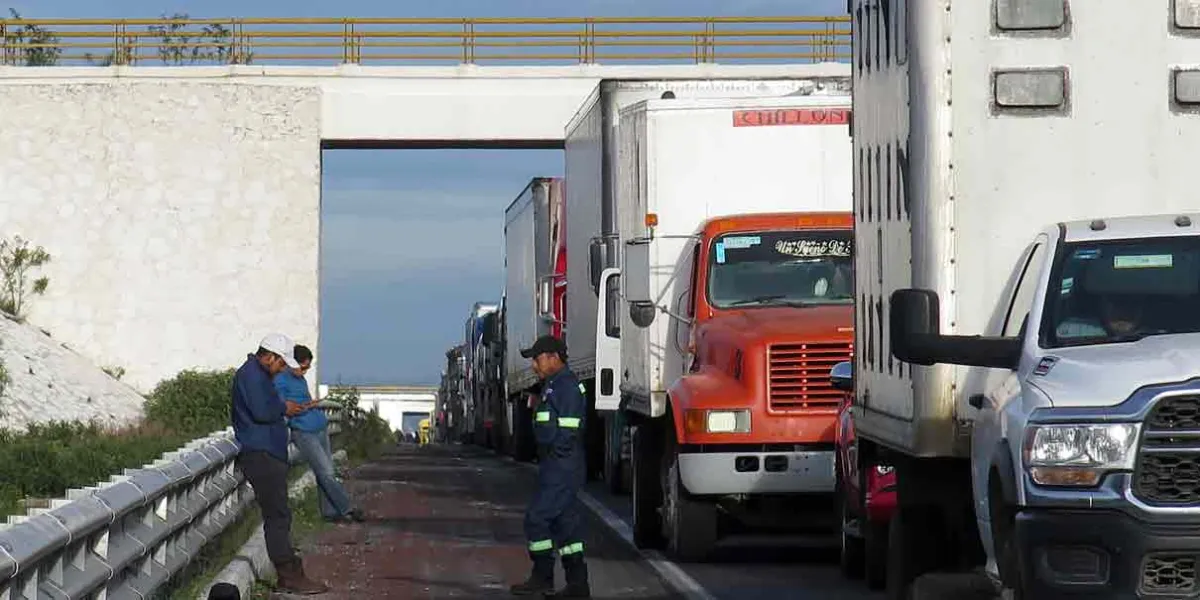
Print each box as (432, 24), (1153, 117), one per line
(685, 409), (751, 434)
(1023, 423), (1140, 487)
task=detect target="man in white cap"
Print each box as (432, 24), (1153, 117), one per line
(231, 333), (328, 595)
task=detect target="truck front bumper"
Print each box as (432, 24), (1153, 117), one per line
(1015, 508), (1200, 598)
(678, 449), (835, 495)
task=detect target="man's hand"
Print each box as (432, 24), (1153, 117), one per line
(285, 401), (306, 416)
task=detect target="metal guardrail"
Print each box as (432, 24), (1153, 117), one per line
(0, 16), (851, 66)
(0, 402), (345, 600)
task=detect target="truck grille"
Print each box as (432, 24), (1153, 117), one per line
(1142, 554), (1198, 595)
(1133, 395), (1200, 505)
(765, 342), (852, 412)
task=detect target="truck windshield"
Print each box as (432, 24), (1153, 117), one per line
(1043, 237), (1200, 347)
(707, 229), (853, 309)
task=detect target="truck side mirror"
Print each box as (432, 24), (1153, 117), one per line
(589, 238), (607, 294)
(890, 288), (1022, 370)
(829, 361), (853, 392)
(623, 239), (655, 328)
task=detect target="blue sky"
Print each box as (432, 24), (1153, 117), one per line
(17, 0), (846, 385)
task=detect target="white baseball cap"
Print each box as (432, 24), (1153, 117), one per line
(259, 333), (300, 369)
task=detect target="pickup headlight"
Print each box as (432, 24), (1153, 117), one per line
(1023, 423), (1140, 487)
(685, 409), (751, 434)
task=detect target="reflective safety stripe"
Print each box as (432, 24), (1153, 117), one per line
(578, 383), (586, 394)
(529, 539), (554, 552)
(536, 411), (550, 422)
(559, 542), (584, 556)
(558, 417), (581, 428)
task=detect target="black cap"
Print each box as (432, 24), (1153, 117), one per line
(520, 335), (567, 359)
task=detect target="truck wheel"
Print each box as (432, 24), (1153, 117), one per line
(604, 418), (628, 495)
(631, 423), (664, 549)
(661, 427), (717, 562)
(836, 473), (865, 579)
(886, 505), (941, 600)
(864, 518), (888, 590)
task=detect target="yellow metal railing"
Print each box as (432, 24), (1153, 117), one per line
(0, 16), (851, 66)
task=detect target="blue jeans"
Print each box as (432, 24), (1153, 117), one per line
(291, 428), (353, 519)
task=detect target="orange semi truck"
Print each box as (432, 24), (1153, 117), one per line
(591, 87), (855, 561)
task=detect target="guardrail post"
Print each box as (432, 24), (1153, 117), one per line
(341, 20), (358, 65)
(461, 19), (475, 65)
(0, 22), (8, 66)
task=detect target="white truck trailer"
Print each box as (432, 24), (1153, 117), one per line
(564, 76), (852, 493)
(847, 0), (1200, 598)
(502, 177), (566, 462)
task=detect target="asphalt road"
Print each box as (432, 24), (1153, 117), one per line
(580, 480), (886, 600)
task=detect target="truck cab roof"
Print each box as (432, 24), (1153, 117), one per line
(1056, 213), (1200, 243)
(697, 211), (853, 238)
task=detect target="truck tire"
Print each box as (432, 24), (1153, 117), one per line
(604, 417), (628, 495)
(886, 505), (943, 600)
(864, 518), (888, 590)
(836, 472), (865, 580)
(662, 426), (718, 562)
(631, 423), (664, 549)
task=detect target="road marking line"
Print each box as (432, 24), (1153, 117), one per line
(505, 455), (717, 600)
(577, 490), (719, 600)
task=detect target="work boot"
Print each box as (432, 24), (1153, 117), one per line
(510, 553), (555, 595)
(275, 558), (329, 595)
(547, 554), (591, 598)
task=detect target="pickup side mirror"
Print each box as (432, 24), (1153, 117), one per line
(830, 361), (853, 392)
(890, 288), (1021, 370)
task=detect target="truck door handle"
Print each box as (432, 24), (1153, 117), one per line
(968, 394), (991, 410)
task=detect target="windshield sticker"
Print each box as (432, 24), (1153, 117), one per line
(1073, 248), (1100, 260)
(715, 242), (726, 264)
(1113, 254), (1173, 269)
(775, 239), (852, 258)
(1033, 356), (1059, 376)
(1061, 277), (1073, 295)
(723, 235), (761, 249)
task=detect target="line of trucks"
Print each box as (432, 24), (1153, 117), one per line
(434, 2), (1200, 598)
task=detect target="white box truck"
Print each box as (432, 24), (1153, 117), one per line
(564, 75), (852, 493)
(606, 94), (855, 559)
(844, 0), (1200, 597)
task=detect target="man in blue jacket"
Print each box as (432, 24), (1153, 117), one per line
(232, 333), (328, 595)
(275, 343), (364, 523)
(510, 335), (591, 598)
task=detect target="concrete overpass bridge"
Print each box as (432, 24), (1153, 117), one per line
(0, 16), (851, 393)
(318, 383), (438, 433)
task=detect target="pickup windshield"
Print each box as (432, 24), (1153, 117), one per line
(1043, 237), (1200, 347)
(707, 229), (853, 309)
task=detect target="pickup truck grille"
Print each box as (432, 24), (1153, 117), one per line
(765, 342), (852, 413)
(1133, 395), (1200, 505)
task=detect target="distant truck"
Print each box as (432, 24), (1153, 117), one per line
(437, 345), (467, 442)
(500, 177), (568, 462)
(847, 1), (1200, 598)
(463, 302), (499, 447)
(600, 94), (855, 560)
(564, 77), (852, 492)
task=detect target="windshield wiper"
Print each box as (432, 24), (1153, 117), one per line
(729, 295), (787, 306)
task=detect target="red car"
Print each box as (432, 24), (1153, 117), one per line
(831, 361), (896, 590)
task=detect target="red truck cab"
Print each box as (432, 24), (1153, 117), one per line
(646, 211), (855, 559)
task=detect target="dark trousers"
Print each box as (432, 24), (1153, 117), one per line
(524, 456), (586, 566)
(238, 451), (297, 567)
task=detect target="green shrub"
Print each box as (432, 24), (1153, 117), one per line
(143, 368), (235, 438)
(325, 386), (394, 462)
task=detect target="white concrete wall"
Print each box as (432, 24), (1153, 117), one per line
(0, 82), (322, 392)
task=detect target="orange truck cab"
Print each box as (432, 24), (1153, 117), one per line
(624, 211), (854, 560)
